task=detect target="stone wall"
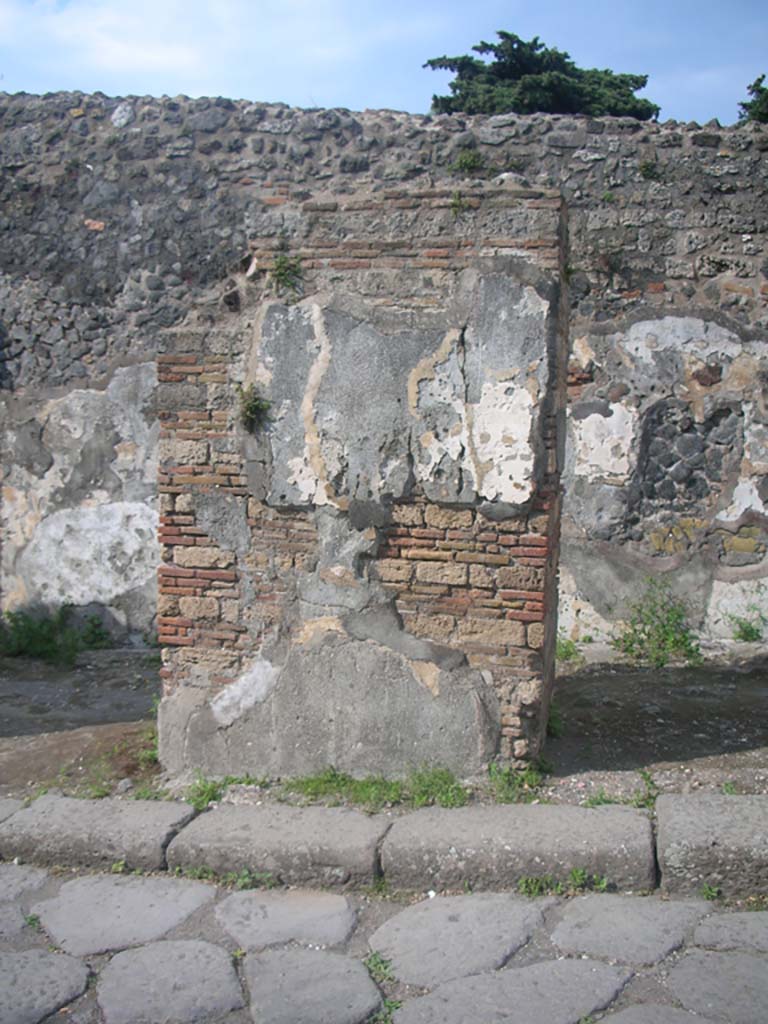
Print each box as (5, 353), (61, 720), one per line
(1, 91), (766, 769)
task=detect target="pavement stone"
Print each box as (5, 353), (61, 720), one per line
(0, 949), (88, 1024)
(657, 793), (768, 897)
(368, 892), (553, 987)
(244, 948), (381, 1024)
(97, 939), (244, 1024)
(0, 864), (48, 902)
(0, 800), (21, 825)
(694, 911), (768, 953)
(665, 949), (768, 1024)
(215, 889), (356, 949)
(166, 804), (389, 886)
(551, 894), (707, 964)
(0, 904), (26, 940)
(31, 874), (214, 955)
(0, 794), (195, 871)
(394, 958), (632, 1024)
(381, 804), (655, 891)
(600, 1008), (718, 1024)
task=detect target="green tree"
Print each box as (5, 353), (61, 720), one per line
(424, 31), (659, 121)
(738, 74), (768, 124)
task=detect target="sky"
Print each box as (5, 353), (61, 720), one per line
(0, 1), (765, 125)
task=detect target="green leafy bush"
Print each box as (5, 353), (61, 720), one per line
(237, 383), (271, 433)
(613, 578), (701, 668)
(0, 606), (83, 667)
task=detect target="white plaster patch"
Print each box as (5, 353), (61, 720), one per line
(211, 657), (279, 726)
(16, 501), (158, 608)
(705, 578), (767, 639)
(618, 317), (742, 365)
(718, 478), (767, 521)
(469, 379), (536, 503)
(571, 403), (636, 483)
(557, 565), (615, 641)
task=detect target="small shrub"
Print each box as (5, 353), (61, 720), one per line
(639, 159), (662, 181)
(0, 606), (82, 667)
(237, 383), (271, 434)
(450, 148), (485, 175)
(450, 190), (468, 217)
(729, 604), (765, 643)
(555, 633), (579, 662)
(80, 615), (112, 649)
(270, 252), (303, 294)
(613, 578), (701, 668)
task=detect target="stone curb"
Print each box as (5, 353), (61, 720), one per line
(381, 804), (656, 891)
(0, 794), (766, 895)
(657, 793), (768, 897)
(0, 794), (195, 872)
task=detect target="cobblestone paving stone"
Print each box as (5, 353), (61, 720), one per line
(2, 859), (768, 1024)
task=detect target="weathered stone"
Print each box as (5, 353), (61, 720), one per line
(0, 794), (195, 871)
(0, 863), (48, 902)
(414, 561), (469, 585)
(394, 958), (632, 1024)
(178, 596), (219, 618)
(166, 804), (387, 886)
(0, 799), (21, 824)
(694, 911), (768, 953)
(382, 804), (655, 891)
(657, 794), (768, 895)
(665, 950), (768, 1024)
(0, 950), (88, 1024)
(243, 948), (381, 1024)
(368, 893), (552, 986)
(161, 634), (500, 779)
(97, 940), (244, 1024)
(424, 507), (473, 530)
(173, 545), (229, 568)
(32, 875), (214, 955)
(0, 903), (26, 939)
(599, 1008), (718, 1024)
(215, 889), (356, 949)
(551, 894), (707, 964)
(453, 617), (526, 646)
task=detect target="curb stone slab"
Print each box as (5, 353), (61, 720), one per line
(244, 948), (381, 1024)
(0, 799), (21, 824)
(693, 911), (768, 953)
(657, 793), (768, 896)
(167, 804), (389, 886)
(0, 950), (88, 1024)
(393, 958), (632, 1024)
(0, 864), (48, 902)
(0, 794), (195, 871)
(97, 940), (244, 1024)
(665, 949), (768, 1024)
(31, 875), (214, 955)
(551, 894), (708, 964)
(215, 889), (356, 949)
(368, 893), (554, 987)
(0, 903), (26, 940)
(599, 1008), (719, 1024)
(381, 804), (655, 890)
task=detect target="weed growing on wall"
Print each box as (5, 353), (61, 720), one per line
(236, 383), (271, 433)
(613, 578), (702, 668)
(729, 602), (766, 642)
(270, 252), (303, 295)
(0, 605), (113, 667)
(450, 148), (485, 175)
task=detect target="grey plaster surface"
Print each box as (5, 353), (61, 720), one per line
(381, 804), (655, 890)
(97, 940), (244, 1024)
(0, 794), (195, 871)
(166, 803), (389, 886)
(694, 911), (768, 953)
(393, 958), (632, 1024)
(0, 864), (47, 903)
(665, 949), (768, 1024)
(368, 892), (552, 987)
(551, 894), (707, 964)
(0, 800), (20, 824)
(215, 889), (356, 949)
(657, 794), (768, 896)
(244, 948), (381, 1024)
(0, 950), (88, 1024)
(31, 874), (214, 955)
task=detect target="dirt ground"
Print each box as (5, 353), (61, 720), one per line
(0, 645), (766, 805)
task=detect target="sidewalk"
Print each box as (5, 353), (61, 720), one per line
(1, 793), (766, 1023)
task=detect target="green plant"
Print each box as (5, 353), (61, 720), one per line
(729, 603), (766, 642)
(450, 190), (468, 217)
(583, 788), (618, 808)
(408, 766), (468, 808)
(639, 159), (662, 181)
(221, 868), (276, 890)
(613, 578), (701, 668)
(364, 952), (396, 985)
(721, 781), (738, 795)
(629, 769), (660, 810)
(0, 605), (82, 667)
(185, 773), (267, 811)
(602, 192), (615, 203)
(270, 252), (303, 295)
(738, 73), (768, 124)
(370, 998), (403, 1024)
(701, 883), (722, 901)
(488, 762), (543, 804)
(450, 148), (485, 175)
(111, 860), (127, 874)
(555, 633), (579, 662)
(231, 948), (247, 963)
(24, 914), (41, 931)
(546, 703), (564, 738)
(517, 875), (563, 897)
(237, 383), (271, 434)
(80, 615), (112, 649)
(132, 784), (168, 800)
